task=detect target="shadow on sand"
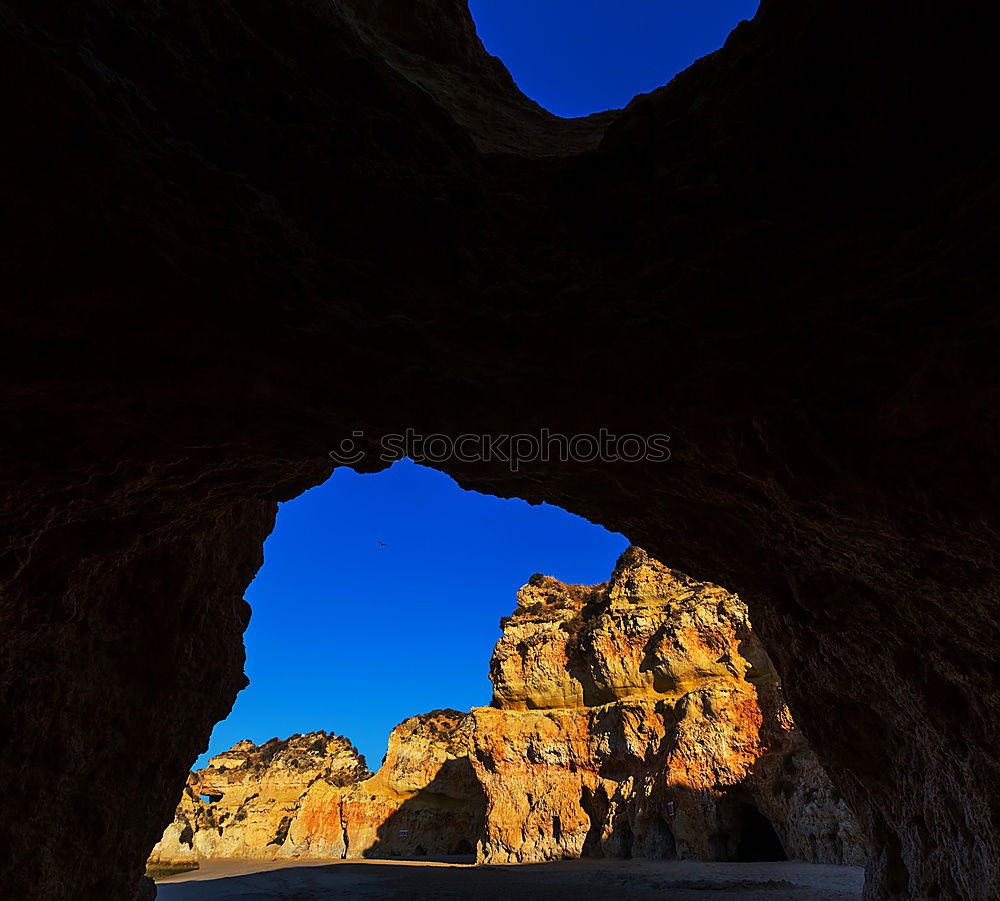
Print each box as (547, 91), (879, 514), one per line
(154, 858), (864, 901)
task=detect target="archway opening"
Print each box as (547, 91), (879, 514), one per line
(146, 460), (851, 879)
(198, 458), (627, 772)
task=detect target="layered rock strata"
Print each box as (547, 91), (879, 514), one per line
(471, 548), (862, 866)
(151, 713), (484, 864)
(148, 732), (371, 863)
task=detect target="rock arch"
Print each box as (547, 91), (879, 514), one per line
(1, 0), (997, 898)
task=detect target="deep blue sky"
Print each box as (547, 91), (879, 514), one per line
(198, 461), (627, 769)
(469, 0), (760, 117)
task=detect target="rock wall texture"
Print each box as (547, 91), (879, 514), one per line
(340, 710), (485, 859)
(2, 0), (997, 897)
(151, 713), (483, 865)
(148, 732), (371, 864)
(471, 548), (863, 866)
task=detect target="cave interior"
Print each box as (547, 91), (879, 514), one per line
(1, 0), (998, 899)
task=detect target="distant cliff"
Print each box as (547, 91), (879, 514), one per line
(149, 713), (484, 864)
(473, 547), (862, 865)
(150, 548), (861, 866)
(148, 732), (371, 863)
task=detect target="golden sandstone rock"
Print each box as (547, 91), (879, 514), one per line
(472, 547), (862, 865)
(340, 710), (485, 858)
(148, 733), (371, 864)
(150, 713), (484, 864)
(151, 548), (861, 867)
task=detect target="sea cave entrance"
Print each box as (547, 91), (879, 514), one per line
(200, 458), (628, 774)
(163, 458), (628, 865)
(147, 460), (846, 874)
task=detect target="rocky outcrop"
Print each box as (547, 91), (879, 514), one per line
(151, 714), (483, 864)
(148, 732), (371, 863)
(472, 548), (862, 866)
(3, 0), (997, 897)
(340, 710), (485, 858)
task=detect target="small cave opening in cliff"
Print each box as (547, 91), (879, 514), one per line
(452, 839), (475, 856)
(712, 789), (788, 863)
(617, 820), (635, 859)
(733, 804), (787, 863)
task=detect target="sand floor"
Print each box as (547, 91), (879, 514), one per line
(155, 857), (865, 900)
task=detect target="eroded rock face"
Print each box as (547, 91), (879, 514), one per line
(151, 714), (484, 864)
(341, 710), (485, 858)
(473, 548), (862, 866)
(148, 732), (371, 863)
(3, 0), (997, 897)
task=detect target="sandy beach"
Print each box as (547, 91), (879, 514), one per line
(155, 858), (865, 900)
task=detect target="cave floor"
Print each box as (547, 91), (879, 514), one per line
(154, 857), (865, 900)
